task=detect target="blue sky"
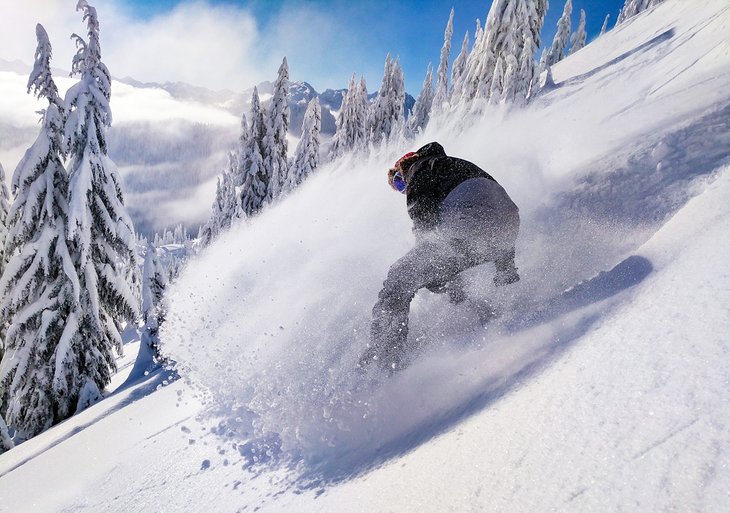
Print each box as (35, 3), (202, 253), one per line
(3, 1), (627, 94)
(119, 0), (627, 93)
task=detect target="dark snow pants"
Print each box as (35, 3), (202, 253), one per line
(363, 178), (520, 372)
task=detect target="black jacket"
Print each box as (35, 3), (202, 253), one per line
(405, 142), (497, 232)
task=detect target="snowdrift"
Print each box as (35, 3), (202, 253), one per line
(161, 0), (730, 486)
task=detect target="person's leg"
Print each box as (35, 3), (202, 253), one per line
(493, 246), (520, 287)
(425, 274), (467, 304)
(362, 241), (469, 372)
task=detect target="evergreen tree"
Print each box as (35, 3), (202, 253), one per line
(171, 223), (187, 244)
(202, 156), (239, 244)
(478, 0), (532, 103)
(0, 163), (11, 280)
(140, 243), (167, 361)
(432, 8), (454, 115)
(0, 24), (81, 438)
(449, 31), (470, 102)
(287, 97), (321, 190)
(459, 0), (547, 105)
(618, 0), (664, 24)
(538, 47), (549, 74)
(239, 88), (268, 216)
(525, 0), (549, 98)
(63, 0), (139, 413)
(488, 56), (505, 105)
(354, 77), (370, 148)
(329, 74), (359, 160)
(237, 111), (251, 173)
(249, 87), (268, 161)
(199, 181), (222, 246)
(369, 54), (405, 146)
(263, 58), (290, 203)
(0, 159), (9, 412)
(600, 13), (611, 36)
(219, 154), (239, 230)
(456, 19), (484, 105)
(407, 63), (434, 135)
(545, 0), (573, 67)
(230, 112), (249, 189)
(516, 32), (537, 103)
(0, 415), (12, 452)
(0, 161), (6, 365)
(500, 54), (519, 104)
(531, 0), (550, 48)
(570, 9), (587, 55)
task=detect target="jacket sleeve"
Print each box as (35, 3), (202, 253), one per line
(407, 158), (442, 232)
(409, 200), (440, 232)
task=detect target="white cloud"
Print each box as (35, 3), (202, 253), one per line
(111, 81), (239, 125)
(0, 0), (371, 92)
(102, 1), (266, 90)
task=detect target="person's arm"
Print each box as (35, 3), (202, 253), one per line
(407, 159), (441, 232)
(409, 202), (440, 232)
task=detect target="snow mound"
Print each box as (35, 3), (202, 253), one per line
(161, 0), (730, 483)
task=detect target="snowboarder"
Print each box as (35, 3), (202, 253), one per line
(360, 142), (520, 372)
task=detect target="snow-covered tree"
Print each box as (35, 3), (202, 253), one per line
(0, 162), (6, 365)
(263, 57), (290, 203)
(538, 48), (549, 74)
(407, 63), (434, 135)
(455, 19), (484, 105)
(329, 75), (369, 160)
(219, 155), (239, 229)
(199, 186), (220, 246)
(0, 23), (81, 438)
(287, 97), (321, 190)
(618, 0), (664, 24)
(600, 14), (611, 36)
(458, 0), (547, 105)
(531, 0), (550, 47)
(516, 32), (537, 103)
(500, 54), (519, 104)
(545, 0), (573, 67)
(62, 0), (139, 413)
(518, 0), (548, 104)
(201, 155), (238, 245)
(432, 8), (454, 115)
(156, 225), (189, 246)
(0, 162), (10, 287)
(172, 224), (188, 244)
(239, 87), (268, 216)
(369, 54), (405, 145)
(140, 243), (167, 361)
(329, 75), (357, 160)
(570, 9), (587, 55)
(229, 112), (249, 190)
(488, 56), (505, 105)
(355, 77), (370, 143)
(0, 415), (12, 452)
(449, 31), (470, 102)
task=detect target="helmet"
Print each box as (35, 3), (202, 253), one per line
(394, 151), (417, 170)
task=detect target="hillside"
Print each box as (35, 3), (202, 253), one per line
(0, 0), (729, 512)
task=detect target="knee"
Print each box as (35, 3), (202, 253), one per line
(378, 273), (417, 306)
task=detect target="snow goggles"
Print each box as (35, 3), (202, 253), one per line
(389, 169), (408, 193)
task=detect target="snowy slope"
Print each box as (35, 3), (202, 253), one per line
(1, 0), (730, 512)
